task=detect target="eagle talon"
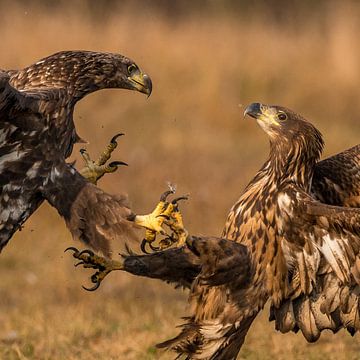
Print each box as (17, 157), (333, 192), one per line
(78, 249), (95, 257)
(65, 246), (80, 255)
(141, 239), (152, 254)
(83, 281), (101, 292)
(172, 195), (189, 204)
(108, 161), (128, 167)
(160, 189), (176, 202)
(79, 133), (127, 184)
(110, 133), (124, 145)
(65, 246), (124, 290)
(135, 188), (190, 253)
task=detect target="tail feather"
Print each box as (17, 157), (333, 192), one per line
(157, 314), (257, 360)
(271, 271), (360, 340)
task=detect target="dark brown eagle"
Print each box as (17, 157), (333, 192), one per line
(69, 102), (360, 359)
(0, 50), (154, 256)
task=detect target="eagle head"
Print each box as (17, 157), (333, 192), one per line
(245, 102), (323, 147)
(90, 53), (152, 96)
(244, 102), (324, 172)
(244, 103), (308, 138)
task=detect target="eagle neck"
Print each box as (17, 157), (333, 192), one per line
(268, 135), (321, 192)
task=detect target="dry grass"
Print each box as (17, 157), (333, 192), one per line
(1, 1), (360, 358)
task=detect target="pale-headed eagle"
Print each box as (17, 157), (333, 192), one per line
(0, 51), (154, 256)
(69, 103), (360, 359)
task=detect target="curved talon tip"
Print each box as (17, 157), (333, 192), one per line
(149, 242), (161, 252)
(172, 195), (189, 204)
(108, 161), (128, 167)
(79, 148), (86, 154)
(82, 282), (101, 292)
(74, 261), (84, 267)
(160, 189), (176, 202)
(64, 247), (79, 254)
(140, 239), (151, 254)
(78, 249), (95, 257)
(110, 133), (125, 144)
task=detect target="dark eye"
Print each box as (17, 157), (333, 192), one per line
(127, 64), (137, 74)
(278, 112), (287, 121)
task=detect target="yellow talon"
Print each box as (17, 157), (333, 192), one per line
(134, 201), (170, 233)
(79, 133), (127, 184)
(96, 133), (123, 166)
(135, 188), (189, 253)
(166, 205), (188, 246)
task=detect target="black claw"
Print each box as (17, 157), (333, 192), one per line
(160, 189), (176, 202)
(79, 148), (87, 154)
(82, 282), (101, 292)
(74, 261), (84, 267)
(108, 161), (128, 167)
(149, 242), (161, 252)
(110, 133), (125, 145)
(78, 249), (95, 257)
(140, 239), (151, 254)
(64, 247), (80, 254)
(172, 195), (189, 204)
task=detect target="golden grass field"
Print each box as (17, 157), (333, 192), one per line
(1, 1), (360, 359)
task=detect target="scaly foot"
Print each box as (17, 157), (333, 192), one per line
(65, 247), (124, 291)
(79, 133), (128, 184)
(135, 186), (189, 253)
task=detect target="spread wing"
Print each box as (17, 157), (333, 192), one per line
(0, 72), (137, 255)
(312, 144), (360, 207)
(272, 185), (360, 341)
(41, 160), (138, 257)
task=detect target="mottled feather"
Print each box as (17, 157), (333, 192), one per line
(0, 51), (151, 254)
(132, 104), (360, 359)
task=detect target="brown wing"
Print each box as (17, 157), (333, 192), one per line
(41, 160), (138, 257)
(312, 144), (360, 207)
(0, 72), (69, 251)
(272, 185), (360, 341)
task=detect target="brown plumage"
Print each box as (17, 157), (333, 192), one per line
(113, 103), (360, 359)
(0, 51), (152, 255)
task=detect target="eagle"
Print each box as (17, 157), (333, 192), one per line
(0, 50), (165, 257)
(69, 103), (360, 359)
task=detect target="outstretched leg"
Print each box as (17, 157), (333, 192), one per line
(79, 133), (127, 184)
(66, 187), (191, 290)
(65, 244), (201, 291)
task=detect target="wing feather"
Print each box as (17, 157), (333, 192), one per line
(272, 184), (360, 339)
(313, 144), (360, 207)
(41, 160), (138, 257)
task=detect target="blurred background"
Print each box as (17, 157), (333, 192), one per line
(1, 0), (360, 358)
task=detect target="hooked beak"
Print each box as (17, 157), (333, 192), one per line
(127, 72), (152, 97)
(244, 102), (262, 119)
(244, 102), (280, 128)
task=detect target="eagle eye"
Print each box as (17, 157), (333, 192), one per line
(278, 112), (287, 121)
(127, 64), (138, 75)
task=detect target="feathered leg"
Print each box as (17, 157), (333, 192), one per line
(65, 187), (191, 289)
(65, 245), (201, 291)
